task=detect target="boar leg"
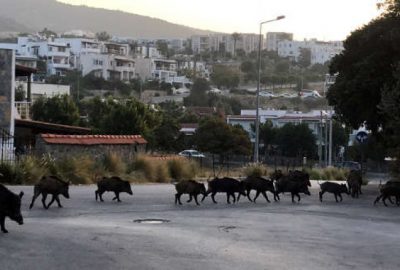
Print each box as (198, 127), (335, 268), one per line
(175, 193), (180, 205)
(29, 189), (41, 209)
(245, 189), (253, 202)
(226, 193), (231, 204)
(382, 196), (389, 207)
(374, 195), (382, 205)
(232, 193), (237, 203)
(41, 193), (49, 209)
(319, 191), (324, 202)
(187, 195), (193, 203)
(112, 192), (121, 202)
(253, 191), (261, 203)
(47, 195), (56, 208)
(55, 196), (63, 208)
(0, 215), (8, 233)
(262, 191), (270, 203)
(98, 191), (105, 202)
(211, 192), (217, 204)
(194, 195), (200, 205)
(338, 193), (343, 202)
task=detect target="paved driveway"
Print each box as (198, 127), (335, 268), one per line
(1, 183), (399, 270)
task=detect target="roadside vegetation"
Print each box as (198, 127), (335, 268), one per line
(0, 153), (350, 185)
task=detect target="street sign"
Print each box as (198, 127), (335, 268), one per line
(356, 131), (368, 144)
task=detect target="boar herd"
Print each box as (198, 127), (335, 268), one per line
(1, 169), (400, 233)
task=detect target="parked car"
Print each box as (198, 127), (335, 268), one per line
(178, 150), (205, 158)
(259, 91), (275, 98)
(299, 90), (322, 98)
(334, 161), (362, 171)
(278, 92), (298, 98)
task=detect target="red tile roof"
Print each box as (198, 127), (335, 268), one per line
(40, 134), (147, 145)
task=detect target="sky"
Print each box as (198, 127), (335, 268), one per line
(58, 0), (383, 41)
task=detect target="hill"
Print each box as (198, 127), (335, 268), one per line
(0, 0), (214, 38)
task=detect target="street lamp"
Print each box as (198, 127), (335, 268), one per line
(254, 15), (285, 163)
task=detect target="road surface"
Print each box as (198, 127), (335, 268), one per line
(1, 182), (399, 270)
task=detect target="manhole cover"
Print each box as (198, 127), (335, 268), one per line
(133, 219), (170, 224)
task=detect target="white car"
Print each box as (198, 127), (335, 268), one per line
(299, 90), (322, 98)
(278, 92), (298, 98)
(178, 150), (205, 158)
(259, 91), (275, 98)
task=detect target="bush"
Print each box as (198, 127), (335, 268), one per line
(305, 167), (348, 180)
(0, 162), (19, 185)
(168, 158), (198, 181)
(16, 156), (47, 185)
(243, 163), (268, 177)
(102, 152), (126, 175)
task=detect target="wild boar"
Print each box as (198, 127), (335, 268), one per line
(174, 180), (207, 205)
(238, 176), (275, 203)
(374, 180), (400, 205)
(275, 176), (311, 203)
(95, 176), (133, 202)
(29, 175), (70, 209)
(319, 182), (350, 202)
(0, 184), (24, 233)
(202, 177), (246, 204)
(374, 185), (400, 207)
(347, 170), (363, 197)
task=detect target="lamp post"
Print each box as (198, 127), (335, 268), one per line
(254, 15), (285, 163)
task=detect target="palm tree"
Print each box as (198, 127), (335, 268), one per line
(231, 32), (242, 57)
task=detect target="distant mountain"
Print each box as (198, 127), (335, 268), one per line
(0, 0), (214, 38)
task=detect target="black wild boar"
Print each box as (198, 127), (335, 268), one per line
(174, 180), (207, 205)
(239, 176), (275, 203)
(0, 184), (24, 233)
(289, 170), (312, 187)
(319, 182), (349, 202)
(374, 185), (400, 207)
(202, 177), (246, 204)
(95, 176), (133, 202)
(374, 181), (400, 206)
(347, 170), (363, 197)
(30, 175), (70, 209)
(275, 176), (311, 203)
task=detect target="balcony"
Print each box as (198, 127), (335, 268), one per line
(15, 102), (32, 120)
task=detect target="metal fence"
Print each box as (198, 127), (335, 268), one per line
(0, 129), (15, 163)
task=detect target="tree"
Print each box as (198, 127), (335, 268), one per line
(31, 95), (80, 126)
(327, 2), (400, 132)
(184, 78), (210, 107)
(231, 32), (242, 57)
(275, 123), (317, 158)
(96, 31), (111, 41)
(195, 117), (251, 169)
(211, 65), (240, 89)
(298, 48), (311, 68)
(156, 40), (169, 58)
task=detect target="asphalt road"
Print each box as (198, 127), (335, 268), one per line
(1, 182), (399, 270)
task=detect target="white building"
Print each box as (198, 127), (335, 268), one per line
(135, 58), (177, 83)
(266, 32), (293, 51)
(277, 39), (343, 65)
(227, 109), (333, 143)
(191, 34), (264, 55)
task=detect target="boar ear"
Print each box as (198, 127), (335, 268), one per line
(19, 191), (24, 199)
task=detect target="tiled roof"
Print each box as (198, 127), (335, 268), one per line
(40, 134), (147, 145)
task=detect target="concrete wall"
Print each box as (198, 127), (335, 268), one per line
(35, 137), (146, 161)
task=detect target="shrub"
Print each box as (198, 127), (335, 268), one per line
(243, 163), (268, 177)
(306, 167), (348, 180)
(168, 158), (198, 181)
(102, 152), (126, 175)
(0, 162), (19, 184)
(16, 156), (47, 185)
(55, 155), (96, 185)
